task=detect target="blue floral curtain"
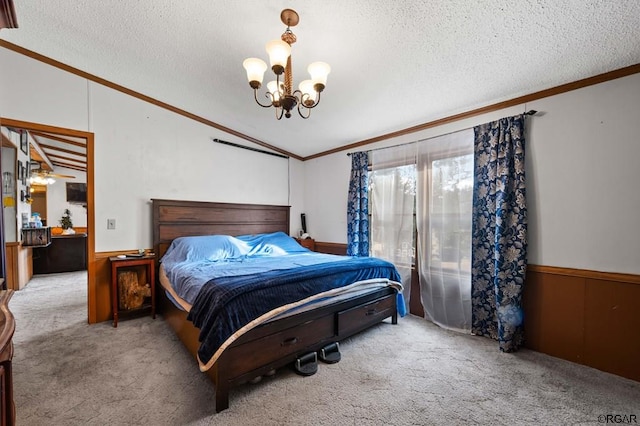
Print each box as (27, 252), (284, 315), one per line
(471, 115), (527, 352)
(347, 151), (370, 257)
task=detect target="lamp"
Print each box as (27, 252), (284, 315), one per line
(29, 175), (55, 185)
(243, 9), (330, 119)
(2, 172), (13, 194)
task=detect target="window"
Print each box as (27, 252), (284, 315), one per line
(368, 152), (473, 275)
(368, 129), (474, 328)
(369, 163), (416, 267)
(427, 153), (473, 276)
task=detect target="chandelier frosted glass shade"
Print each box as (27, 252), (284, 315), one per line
(265, 40), (291, 73)
(242, 58), (268, 89)
(267, 80), (286, 104)
(298, 80), (317, 106)
(307, 62), (331, 87)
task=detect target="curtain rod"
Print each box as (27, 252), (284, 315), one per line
(212, 138), (289, 159)
(347, 110), (538, 156)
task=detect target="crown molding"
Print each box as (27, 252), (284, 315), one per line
(0, 40), (302, 161)
(304, 63), (640, 160)
(1, 39), (638, 162)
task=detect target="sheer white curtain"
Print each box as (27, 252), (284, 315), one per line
(416, 129), (474, 333)
(370, 144), (416, 304)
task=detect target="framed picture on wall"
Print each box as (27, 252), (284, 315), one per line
(20, 130), (28, 155)
(20, 161), (26, 185)
(17, 161), (23, 186)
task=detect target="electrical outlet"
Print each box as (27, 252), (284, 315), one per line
(107, 219), (116, 230)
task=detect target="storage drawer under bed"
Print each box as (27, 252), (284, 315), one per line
(337, 294), (395, 337)
(226, 314), (335, 374)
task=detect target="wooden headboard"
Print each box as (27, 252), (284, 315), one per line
(152, 199), (290, 258)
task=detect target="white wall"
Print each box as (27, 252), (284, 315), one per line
(305, 73), (640, 275)
(288, 158), (306, 237)
(525, 73), (640, 274)
(44, 166), (87, 228)
(0, 47), (304, 252)
(0, 48), (90, 131)
(1, 145), (17, 242)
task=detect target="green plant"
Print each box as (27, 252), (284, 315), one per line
(60, 208), (73, 229)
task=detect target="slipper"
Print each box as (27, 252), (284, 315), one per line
(294, 352), (318, 376)
(318, 342), (341, 364)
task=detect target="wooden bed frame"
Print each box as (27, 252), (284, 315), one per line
(152, 199), (398, 412)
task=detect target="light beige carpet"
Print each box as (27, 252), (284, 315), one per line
(10, 272), (640, 425)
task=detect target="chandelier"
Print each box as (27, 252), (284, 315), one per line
(243, 9), (330, 120)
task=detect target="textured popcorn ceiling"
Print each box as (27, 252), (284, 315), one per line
(2, 1), (640, 158)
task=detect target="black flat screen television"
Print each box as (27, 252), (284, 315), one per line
(66, 182), (87, 204)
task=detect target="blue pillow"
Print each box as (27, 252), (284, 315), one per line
(236, 231), (309, 256)
(161, 234), (249, 265)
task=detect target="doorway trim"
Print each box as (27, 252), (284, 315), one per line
(0, 117), (96, 323)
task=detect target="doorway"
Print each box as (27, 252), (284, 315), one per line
(30, 186), (47, 220)
(0, 117), (95, 323)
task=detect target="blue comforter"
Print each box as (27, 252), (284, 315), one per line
(187, 256), (402, 368)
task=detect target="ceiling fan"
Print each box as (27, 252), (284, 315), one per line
(29, 161), (75, 185)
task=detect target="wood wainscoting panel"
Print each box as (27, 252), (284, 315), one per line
(314, 241), (347, 255)
(584, 279), (640, 381)
(4, 244), (18, 291)
(93, 253), (120, 323)
(4, 243), (33, 291)
(523, 270), (585, 363)
(524, 265), (640, 382)
(18, 245), (33, 288)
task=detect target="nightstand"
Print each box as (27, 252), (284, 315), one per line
(109, 255), (156, 327)
(295, 238), (315, 251)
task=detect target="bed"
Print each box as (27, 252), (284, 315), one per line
(152, 199), (403, 412)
